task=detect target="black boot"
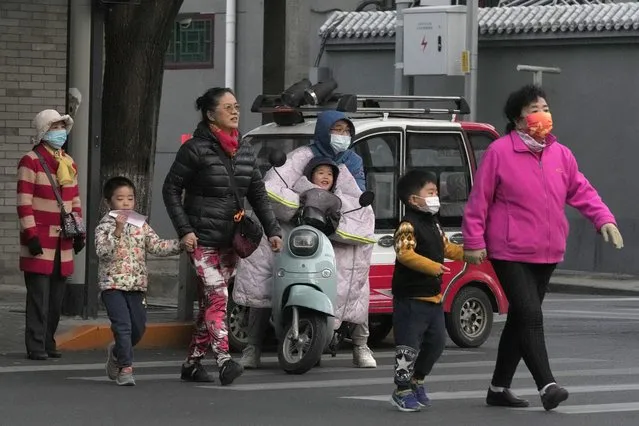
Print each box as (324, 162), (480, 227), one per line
(486, 388), (530, 407)
(47, 350), (62, 359)
(541, 384), (569, 411)
(27, 352), (48, 361)
(181, 361), (213, 383)
(219, 359), (244, 386)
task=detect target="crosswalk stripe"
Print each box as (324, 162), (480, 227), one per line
(66, 358), (601, 382)
(0, 349), (475, 374)
(343, 383), (639, 402)
(498, 310), (639, 323)
(544, 297), (639, 303)
(547, 309), (639, 317)
(199, 367), (639, 391)
(544, 310), (639, 321)
(517, 402), (639, 414)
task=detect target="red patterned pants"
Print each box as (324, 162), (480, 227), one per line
(187, 247), (238, 367)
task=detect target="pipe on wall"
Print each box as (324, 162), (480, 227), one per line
(225, 0), (236, 89)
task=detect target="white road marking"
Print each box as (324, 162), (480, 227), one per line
(544, 297), (639, 303)
(0, 349), (476, 374)
(543, 310), (639, 321)
(200, 367), (639, 391)
(344, 383), (639, 402)
(66, 358), (602, 382)
(516, 402), (639, 415)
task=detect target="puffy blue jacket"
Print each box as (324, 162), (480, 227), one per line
(309, 110), (366, 192)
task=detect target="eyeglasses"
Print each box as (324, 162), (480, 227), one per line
(220, 103), (240, 113)
(330, 127), (350, 135)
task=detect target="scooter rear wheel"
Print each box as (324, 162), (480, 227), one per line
(278, 311), (328, 375)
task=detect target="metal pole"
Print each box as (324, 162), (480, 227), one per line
(516, 64), (562, 86)
(464, 0), (479, 122)
(394, 0), (412, 97)
(66, 0), (92, 317)
(225, 0), (237, 89)
(83, 2), (105, 319)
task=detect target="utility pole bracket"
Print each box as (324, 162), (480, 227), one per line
(516, 64), (561, 86)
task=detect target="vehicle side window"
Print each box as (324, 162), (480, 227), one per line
(244, 136), (312, 176)
(467, 131), (496, 167)
(406, 131), (471, 228)
(352, 133), (401, 231)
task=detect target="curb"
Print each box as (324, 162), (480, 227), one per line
(48, 281), (639, 351)
(548, 282), (639, 297)
(56, 322), (194, 351)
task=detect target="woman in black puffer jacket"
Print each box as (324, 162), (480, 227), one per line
(162, 87), (282, 386)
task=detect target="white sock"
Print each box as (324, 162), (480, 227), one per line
(540, 382), (557, 396)
(490, 385), (506, 393)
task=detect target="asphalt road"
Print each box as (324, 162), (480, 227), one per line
(2, 294), (639, 426)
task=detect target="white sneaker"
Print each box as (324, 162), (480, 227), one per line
(116, 366), (136, 386)
(240, 344), (261, 369)
(353, 344), (377, 368)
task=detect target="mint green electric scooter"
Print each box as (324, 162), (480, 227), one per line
(267, 151), (374, 374)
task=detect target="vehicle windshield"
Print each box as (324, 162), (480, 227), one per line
(243, 135), (313, 175)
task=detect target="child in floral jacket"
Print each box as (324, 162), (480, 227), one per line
(95, 176), (183, 386)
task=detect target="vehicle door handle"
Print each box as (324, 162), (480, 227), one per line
(449, 233), (464, 245)
(378, 235), (394, 248)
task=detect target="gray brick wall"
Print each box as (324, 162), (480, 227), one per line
(0, 0), (67, 286)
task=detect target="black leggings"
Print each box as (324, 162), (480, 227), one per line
(490, 260), (557, 390)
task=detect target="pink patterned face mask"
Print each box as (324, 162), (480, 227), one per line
(525, 111), (553, 140)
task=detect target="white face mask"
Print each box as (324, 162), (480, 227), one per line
(416, 196), (440, 214)
(330, 134), (351, 153)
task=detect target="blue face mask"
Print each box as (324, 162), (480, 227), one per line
(329, 134), (351, 153)
(43, 129), (67, 149)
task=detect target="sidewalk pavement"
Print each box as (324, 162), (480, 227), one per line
(2, 269), (639, 355)
(0, 285), (192, 356)
(548, 269), (639, 296)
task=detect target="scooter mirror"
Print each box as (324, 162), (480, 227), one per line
(269, 150), (287, 168)
(359, 191), (375, 208)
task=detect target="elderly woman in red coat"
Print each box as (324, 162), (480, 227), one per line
(17, 109), (85, 360)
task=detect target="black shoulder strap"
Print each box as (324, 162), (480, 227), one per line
(211, 144), (244, 211)
(33, 149), (67, 213)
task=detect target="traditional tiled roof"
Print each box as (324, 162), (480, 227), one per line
(318, 2), (639, 40)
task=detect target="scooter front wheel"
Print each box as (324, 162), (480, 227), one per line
(278, 309), (328, 375)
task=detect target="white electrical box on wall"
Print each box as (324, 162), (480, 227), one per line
(403, 5), (467, 76)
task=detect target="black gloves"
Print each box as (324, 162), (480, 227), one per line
(27, 236), (85, 255)
(27, 237), (43, 256)
(73, 237), (85, 254)
(324, 210), (341, 236)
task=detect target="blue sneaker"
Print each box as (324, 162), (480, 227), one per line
(411, 381), (431, 407)
(390, 389), (421, 412)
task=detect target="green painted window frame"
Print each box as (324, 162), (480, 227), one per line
(165, 13), (215, 70)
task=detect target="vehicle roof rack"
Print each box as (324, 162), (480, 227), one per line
(341, 95), (470, 116)
(251, 93), (357, 126)
(250, 93), (469, 126)
(250, 93), (350, 114)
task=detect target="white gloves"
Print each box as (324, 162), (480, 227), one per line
(462, 224), (622, 265)
(464, 249), (487, 265)
(601, 223), (624, 249)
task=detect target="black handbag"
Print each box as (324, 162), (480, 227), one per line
(34, 150), (85, 239)
(214, 146), (263, 258)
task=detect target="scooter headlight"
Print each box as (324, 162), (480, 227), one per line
(289, 229), (319, 257)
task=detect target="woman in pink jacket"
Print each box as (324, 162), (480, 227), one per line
(462, 84), (624, 411)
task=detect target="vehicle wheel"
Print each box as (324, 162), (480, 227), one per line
(227, 281), (250, 352)
(367, 315), (393, 347)
(277, 310), (328, 375)
(445, 286), (493, 348)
